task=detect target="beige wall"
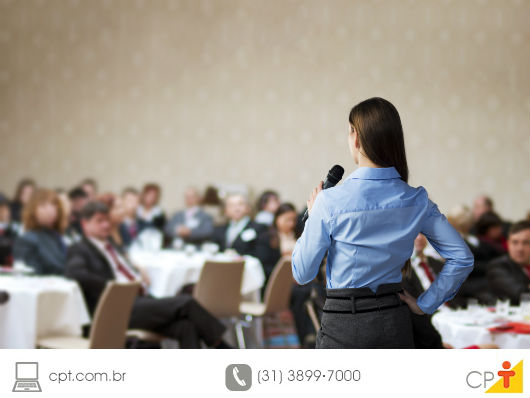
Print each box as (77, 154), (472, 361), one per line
(1, 0), (529, 220)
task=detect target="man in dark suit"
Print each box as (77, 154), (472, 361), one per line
(401, 233), (444, 349)
(212, 193), (278, 278)
(487, 220), (530, 305)
(65, 201), (229, 349)
(164, 187), (214, 246)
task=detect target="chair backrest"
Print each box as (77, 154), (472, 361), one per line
(89, 282), (141, 349)
(262, 257), (293, 314)
(193, 260), (244, 318)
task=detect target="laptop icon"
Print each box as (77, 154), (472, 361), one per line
(12, 362), (42, 392)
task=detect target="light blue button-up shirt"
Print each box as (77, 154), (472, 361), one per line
(292, 166), (474, 314)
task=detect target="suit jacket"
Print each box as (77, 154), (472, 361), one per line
(13, 229), (66, 275)
(65, 237), (130, 314)
(212, 219), (280, 277)
(487, 254), (530, 305)
(164, 208), (214, 244)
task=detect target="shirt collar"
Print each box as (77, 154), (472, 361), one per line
(88, 236), (108, 251)
(346, 166), (401, 181)
(229, 216), (250, 229)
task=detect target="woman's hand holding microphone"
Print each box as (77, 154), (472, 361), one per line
(306, 181), (323, 216)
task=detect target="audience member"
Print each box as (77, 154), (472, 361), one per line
(475, 211), (507, 262)
(401, 234), (444, 348)
(68, 187), (89, 237)
(119, 187), (141, 248)
(212, 193), (275, 276)
(80, 178), (98, 200)
(487, 220), (530, 305)
(254, 190), (280, 226)
(447, 205), (495, 305)
(10, 178), (36, 224)
(165, 187), (214, 246)
(201, 186), (225, 225)
(471, 195), (511, 238)
(13, 189), (68, 275)
(65, 201), (230, 348)
(137, 183), (166, 231)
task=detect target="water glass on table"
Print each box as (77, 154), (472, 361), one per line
(467, 298), (480, 314)
(520, 293), (530, 321)
(495, 298), (510, 317)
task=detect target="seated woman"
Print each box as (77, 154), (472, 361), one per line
(10, 178), (36, 227)
(269, 203), (321, 348)
(13, 189), (68, 275)
(137, 183), (166, 232)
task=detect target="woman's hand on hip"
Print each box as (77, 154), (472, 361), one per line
(398, 289), (425, 315)
(306, 181), (323, 216)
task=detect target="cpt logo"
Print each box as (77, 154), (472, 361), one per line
(466, 360), (523, 393)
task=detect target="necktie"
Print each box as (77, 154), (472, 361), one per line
(523, 265), (530, 279)
(419, 260), (435, 283)
(104, 242), (136, 281)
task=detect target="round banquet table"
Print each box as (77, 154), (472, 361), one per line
(0, 275), (90, 348)
(128, 249), (265, 299)
(431, 306), (530, 349)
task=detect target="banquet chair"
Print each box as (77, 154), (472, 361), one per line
(239, 257), (293, 348)
(193, 260), (245, 347)
(37, 282), (141, 349)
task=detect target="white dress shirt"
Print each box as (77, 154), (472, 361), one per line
(226, 216), (250, 248)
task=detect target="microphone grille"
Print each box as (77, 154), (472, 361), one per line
(329, 165), (345, 179)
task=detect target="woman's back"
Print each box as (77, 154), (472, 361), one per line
(319, 166), (428, 290)
(292, 166), (474, 315)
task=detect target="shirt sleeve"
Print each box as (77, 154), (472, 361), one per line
(291, 192), (332, 284)
(417, 199), (475, 314)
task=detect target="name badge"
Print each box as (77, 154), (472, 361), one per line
(186, 218), (200, 229)
(240, 228), (257, 242)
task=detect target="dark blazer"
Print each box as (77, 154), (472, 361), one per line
(212, 219), (280, 277)
(487, 254), (530, 305)
(64, 238), (118, 314)
(13, 229), (67, 275)
(164, 208), (214, 245)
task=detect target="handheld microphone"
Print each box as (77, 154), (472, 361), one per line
(301, 164), (344, 223)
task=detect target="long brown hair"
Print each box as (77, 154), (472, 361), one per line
(349, 97), (412, 276)
(349, 97), (409, 183)
(22, 189), (67, 234)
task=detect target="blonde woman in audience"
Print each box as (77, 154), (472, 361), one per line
(120, 187), (141, 247)
(13, 189), (68, 275)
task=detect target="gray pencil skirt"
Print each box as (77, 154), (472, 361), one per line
(316, 283), (414, 349)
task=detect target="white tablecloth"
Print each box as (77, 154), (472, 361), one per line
(129, 249), (265, 299)
(432, 306), (530, 349)
(0, 275), (91, 348)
